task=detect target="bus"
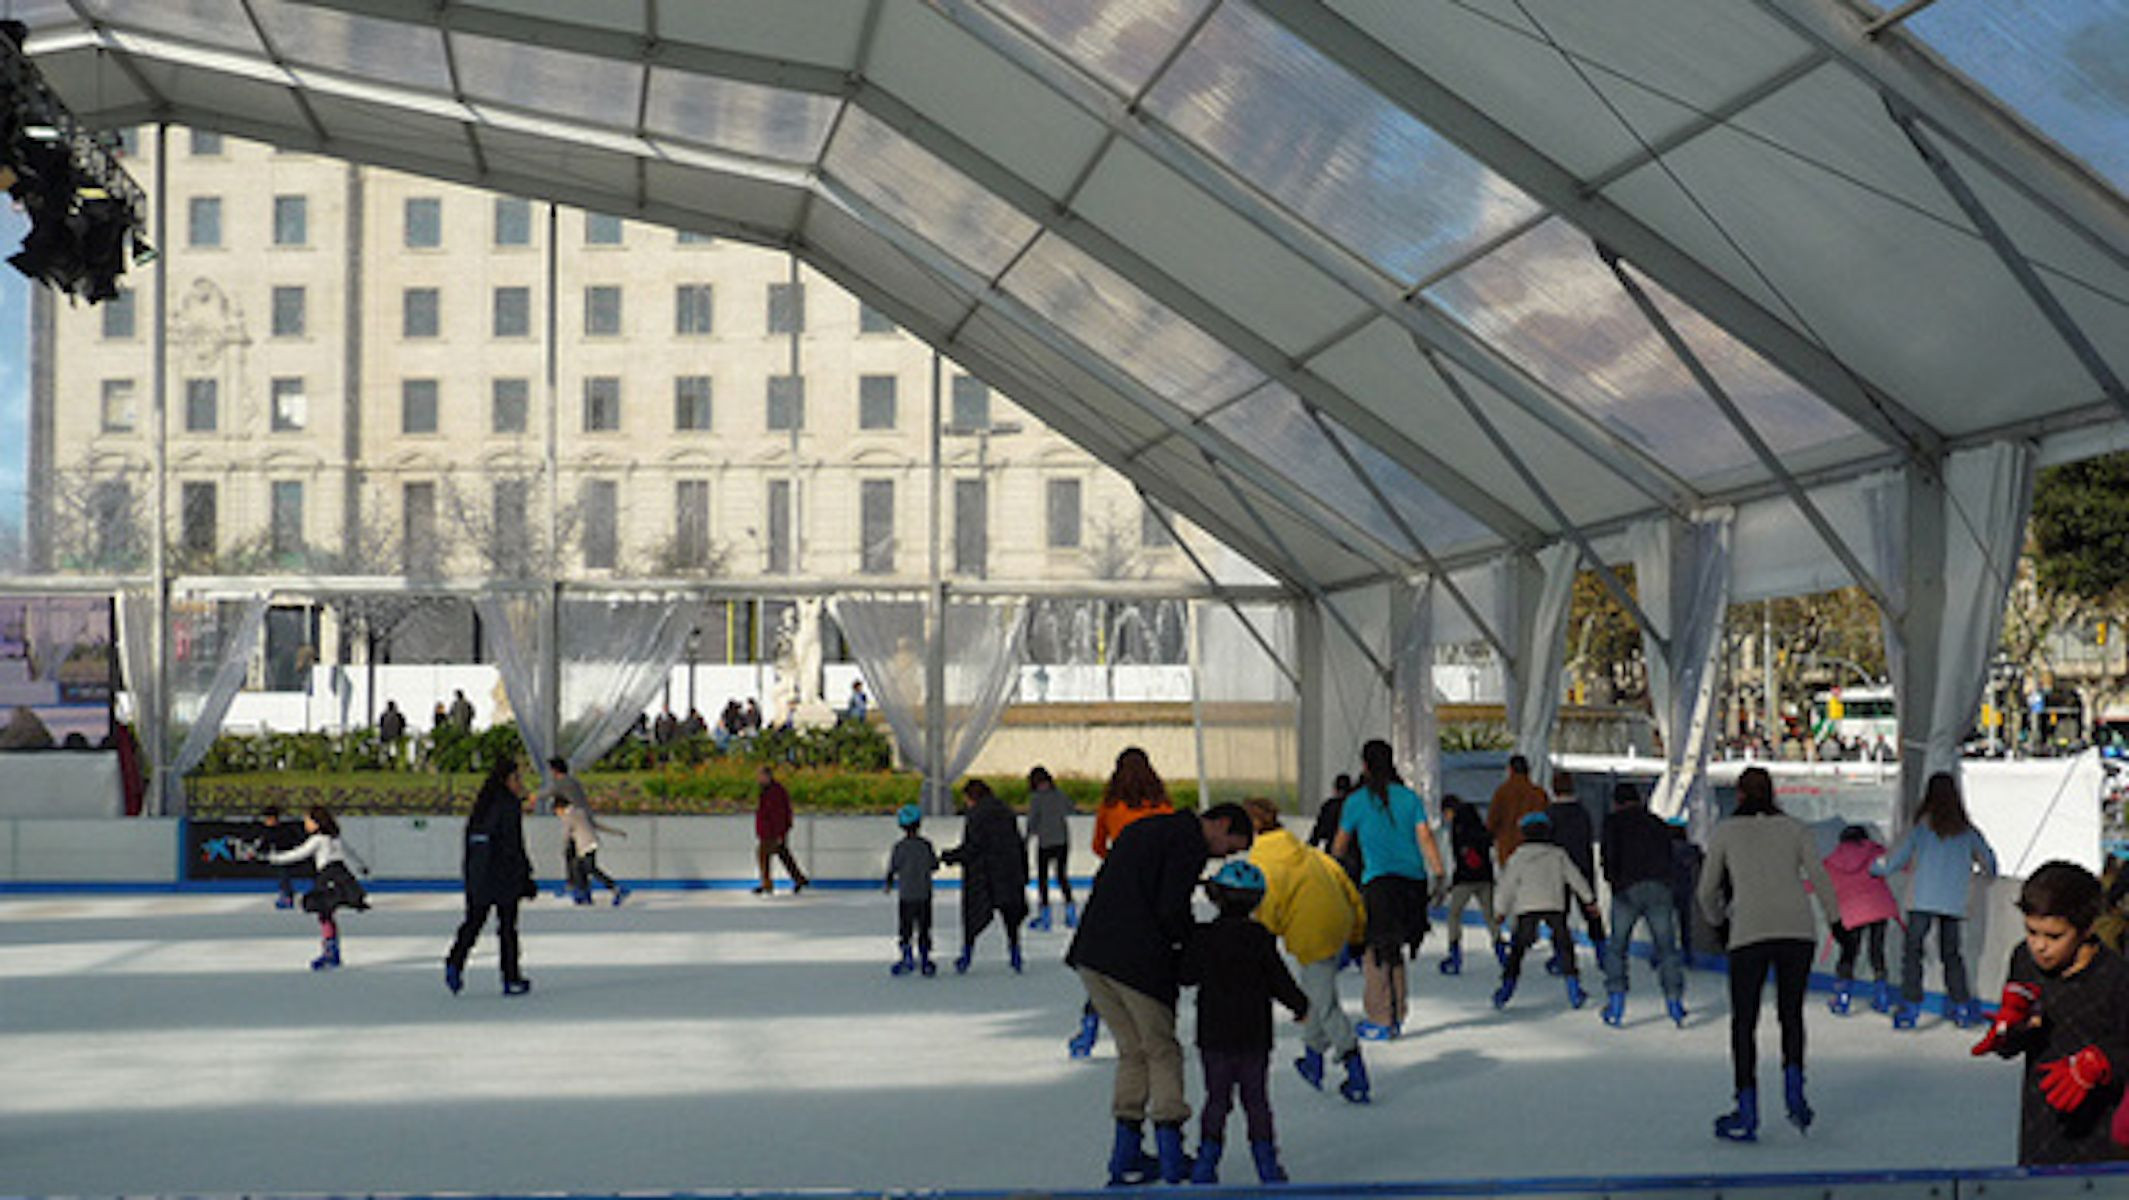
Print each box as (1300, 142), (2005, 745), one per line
(1811, 685), (1897, 746)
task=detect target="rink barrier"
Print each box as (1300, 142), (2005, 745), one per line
(20, 1162), (2122, 1199)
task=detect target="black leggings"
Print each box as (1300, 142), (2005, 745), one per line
(1831, 919), (1889, 981)
(1502, 911), (1574, 980)
(1034, 844), (1072, 906)
(898, 897), (934, 954)
(1727, 938), (1812, 1091)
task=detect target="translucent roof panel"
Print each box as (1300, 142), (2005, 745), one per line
(654, 0), (871, 70)
(449, 32), (644, 130)
(253, 4), (453, 93)
(83, 0), (263, 54)
(998, 233), (1264, 415)
(980, 0), (1213, 98)
(12, 1), (84, 33)
(1143, 0), (1544, 285)
(644, 69), (839, 164)
(1426, 218), (1867, 482)
(1206, 384), (1489, 558)
(1905, 0), (2129, 193)
(822, 107), (1041, 280)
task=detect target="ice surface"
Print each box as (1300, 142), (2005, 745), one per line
(0, 891), (2015, 1194)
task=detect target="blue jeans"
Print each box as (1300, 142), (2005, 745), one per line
(1901, 911), (1970, 1005)
(1602, 879), (1685, 999)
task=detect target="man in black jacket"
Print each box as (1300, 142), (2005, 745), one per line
(1065, 802), (1253, 1186)
(1546, 771), (1605, 972)
(1598, 780), (1688, 1027)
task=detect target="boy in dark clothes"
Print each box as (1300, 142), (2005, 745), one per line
(1179, 860), (1309, 1185)
(1972, 861), (2129, 1165)
(884, 804), (939, 977)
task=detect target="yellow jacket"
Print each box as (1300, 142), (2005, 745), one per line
(1250, 826), (1365, 965)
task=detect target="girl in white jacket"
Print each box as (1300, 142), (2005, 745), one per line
(1491, 811), (1594, 1011)
(266, 806), (369, 970)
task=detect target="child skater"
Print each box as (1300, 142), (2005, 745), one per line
(553, 790), (629, 906)
(1877, 771), (1998, 1029)
(1438, 795), (1503, 975)
(1243, 797), (1369, 1104)
(1491, 811), (1593, 1011)
(1970, 861), (2129, 1164)
(1179, 861), (1309, 1184)
(266, 805), (370, 970)
(1823, 823), (1898, 1015)
(1024, 766), (1076, 930)
(884, 804), (939, 977)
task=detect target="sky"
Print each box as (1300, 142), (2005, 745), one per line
(0, 203), (26, 530)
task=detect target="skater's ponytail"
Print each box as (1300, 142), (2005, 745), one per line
(307, 806), (339, 838)
(1359, 739), (1400, 811)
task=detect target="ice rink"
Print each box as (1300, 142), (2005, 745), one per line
(0, 889), (2017, 1195)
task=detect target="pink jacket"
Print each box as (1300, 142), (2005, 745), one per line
(1822, 840), (1900, 929)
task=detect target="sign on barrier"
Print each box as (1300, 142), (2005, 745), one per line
(183, 819), (313, 881)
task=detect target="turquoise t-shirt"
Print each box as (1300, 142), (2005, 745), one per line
(1339, 782), (1428, 885)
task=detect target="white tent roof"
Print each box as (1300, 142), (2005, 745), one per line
(18, 0), (2129, 593)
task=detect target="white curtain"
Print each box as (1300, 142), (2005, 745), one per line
(116, 587), (155, 731)
(1391, 578), (1442, 813)
(1865, 443), (2036, 790)
(1633, 513), (1735, 836)
(557, 594), (703, 773)
(1503, 544), (1578, 785)
(476, 591), (553, 772)
(832, 595), (1028, 812)
(164, 595), (269, 809)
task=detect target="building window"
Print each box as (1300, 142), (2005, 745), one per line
(675, 480), (711, 569)
(860, 480), (895, 575)
(582, 480), (619, 570)
(858, 374), (897, 431)
(99, 379), (137, 433)
(101, 289), (136, 339)
(492, 286), (530, 338)
(1142, 500), (1176, 548)
(271, 377), (307, 432)
(492, 378), (529, 434)
(584, 285), (622, 336)
(494, 197), (531, 246)
(493, 479), (530, 562)
(187, 196), (221, 247)
(189, 129), (223, 156)
(1046, 478), (1081, 549)
(585, 213), (622, 245)
(675, 284), (714, 335)
(766, 375), (804, 432)
(270, 481), (305, 558)
(674, 376), (712, 432)
(583, 376), (622, 432)
(89, 480), (132, 565)
(955, 478), (987, 578)
(677, 229), (714, 245)
(271, 286), (306, 338)
(273, 194), (307, 246)
(767, 281), (805, 334)
(951, 376), (990, 431)
(766, 479), (795, 575)
(404, 196), (442, 248)
(180, 482), (217, 560)
(184, 378), (218, 433)
(402, 482), (438, 574)
(402, 378), (439, 434)
(403, 287), (440, 338)
(858, 302), (896, 335)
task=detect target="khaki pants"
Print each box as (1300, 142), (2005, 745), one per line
(1363, 950), (1408, 1027)
(1078, 967), (1190, 1125)
(1443, 882), (1500, 946)
(1297, 955), (1357, 1058)
(756, 837), (807, 891)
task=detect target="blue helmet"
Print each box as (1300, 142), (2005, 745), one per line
(896, 804), (922, 829)
(1518, 811), (1553, 832)
(1208, 860), (1267, 894)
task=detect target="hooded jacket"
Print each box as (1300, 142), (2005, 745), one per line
(1249, 826), (1365, 965)
(1822, 838), (1900, 928)
(1494, 841), (1593, 920)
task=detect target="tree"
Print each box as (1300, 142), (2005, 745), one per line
(1564, 567), (1645, 706)
(2030, 452), (2129, 608)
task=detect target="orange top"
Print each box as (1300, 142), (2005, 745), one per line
(1093, 799), (1174, 859)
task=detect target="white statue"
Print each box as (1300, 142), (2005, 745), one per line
(772, 599), (835, 729)
(793, 597), (825, 705)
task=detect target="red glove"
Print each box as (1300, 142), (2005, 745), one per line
(2038, 1046), (2112, 1112)
(1970, 981), (2040, 1057)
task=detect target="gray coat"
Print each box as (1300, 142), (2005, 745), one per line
(1698, 813), (1839, 949)
(1494, 842), (1593, 919)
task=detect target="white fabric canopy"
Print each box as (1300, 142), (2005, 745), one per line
(1633, 513), (1736, 836)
